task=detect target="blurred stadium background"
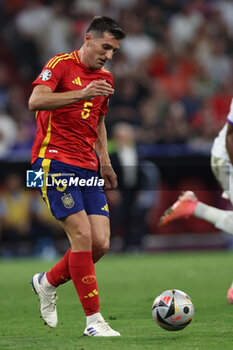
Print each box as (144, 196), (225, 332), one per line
(0, 0), (233, 257)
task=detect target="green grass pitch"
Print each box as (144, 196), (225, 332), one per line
(1, 251), (233, 350)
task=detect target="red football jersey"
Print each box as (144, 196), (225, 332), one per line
(31, 50), (113, 171)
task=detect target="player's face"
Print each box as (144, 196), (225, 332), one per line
(86, 31), (121, 70)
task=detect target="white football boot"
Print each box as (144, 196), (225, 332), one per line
(83, 315), (120, 337)
(31, 272), (58, 328)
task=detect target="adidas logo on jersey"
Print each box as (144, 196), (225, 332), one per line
(72, 77), (82, 86)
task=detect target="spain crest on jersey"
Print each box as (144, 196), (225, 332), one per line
(61, 193), (75, 208)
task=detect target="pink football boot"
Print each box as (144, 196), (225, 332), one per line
(159, 191), (198, 227)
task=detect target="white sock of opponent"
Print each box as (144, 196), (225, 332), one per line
(194, 202), (233, 235)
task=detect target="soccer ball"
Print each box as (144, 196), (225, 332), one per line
(152, 289), (194, 331)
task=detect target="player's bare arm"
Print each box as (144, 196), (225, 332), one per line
(28, 81), (114, 111)
(226, 122), (233, 165)
(95, 115), (118, 190)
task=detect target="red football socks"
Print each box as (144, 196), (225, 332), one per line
(69, 251), (99, 316)
(46, 248), (71, 287)
(46, 249), (100, 316)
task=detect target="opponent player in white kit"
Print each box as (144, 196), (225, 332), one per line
(159, 98), (233, 304)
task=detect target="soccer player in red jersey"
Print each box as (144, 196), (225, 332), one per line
(29, 16), (125, 336)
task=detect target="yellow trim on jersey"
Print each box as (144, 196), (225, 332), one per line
(38, 113), (52, 158)
(73, 50), (80, 63)
(46, 53), (68, 68)
(46, 56), (62, 68)
(45, 57), (55, 67)
(46, 56), (59, 67)
(41, 158), (51, 211)
(35, 111), (38, 119)
(51, 56), (72, 69)
(46, 53), (69, 68)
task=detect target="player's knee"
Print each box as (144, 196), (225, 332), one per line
(100, 240), (110, 256)
(92, 238), (110, 263)
(80, 228), (92, 242)
(72, 227), (92, 245)
(95, 235), (110, 251)
(104, 238), (110, 252)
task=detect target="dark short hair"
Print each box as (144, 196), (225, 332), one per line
(86, 16), (125, 40)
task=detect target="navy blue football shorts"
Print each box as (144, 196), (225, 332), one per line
(32, 158), (109, 220)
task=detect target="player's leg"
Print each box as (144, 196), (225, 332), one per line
(211, 157), (233, 304)
(31, 241), (73, 328)
(58, 210), (98, 314)
(82, 172), (111, 263)
(31, 158), (86, 327)
(158, 155), (233, 304)
(31, 214), (109, 329)
(39, 214), (110, 293)
(159, 190), (233, 234)
(39, 217), (102, 291)
(88, 214), (110, 263)
(45, 247), (71, 287)
(34, 215), (110, 304)
(31, 158), (60, 327)
(59, 210), (120, 336)
(77, 174), (120, 335)
(160, 156), (233, 234)
(31, 162), (119, 334)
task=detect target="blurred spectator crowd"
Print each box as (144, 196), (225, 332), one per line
(0, 172), (66, 257)
(0, 0), (233, 159)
